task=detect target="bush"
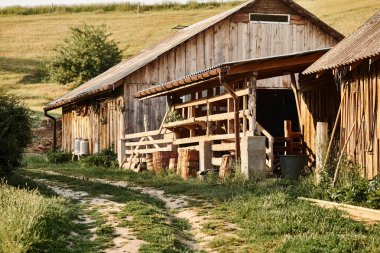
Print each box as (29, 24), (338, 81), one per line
(47, 150), (72, 164)
(0, 92), (33, 176)
(47, 24), (123, 85)
(80, 145), (117, 168)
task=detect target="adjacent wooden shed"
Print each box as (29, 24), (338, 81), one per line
(304, 11), (380, 179)
(44, 0), (343, 165)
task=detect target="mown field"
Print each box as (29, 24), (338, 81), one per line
(0, 0), (379, 116)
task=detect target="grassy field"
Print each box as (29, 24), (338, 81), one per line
(0, 174), (103, 253)
(21, 154), (380, 252)
(0, 0), (379, 116)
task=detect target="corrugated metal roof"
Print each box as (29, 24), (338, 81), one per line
(45, 0), (344, 111)
(304, 11), (380, 75)
(133, 48), (330, 99)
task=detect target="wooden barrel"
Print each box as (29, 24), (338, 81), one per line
(145, 154), (153, 171)
(181, 149), (199, 180)
(153, 151), (177, 174)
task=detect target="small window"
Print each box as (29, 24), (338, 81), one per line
(249, 13), (289, 24)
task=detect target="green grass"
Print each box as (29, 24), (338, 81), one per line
(0, 1), (379, 115)
(23, 154), (380, 252)
(0, 174), (100, 253)
(22, 162), (193, 252)
(118, 201), (191, 252)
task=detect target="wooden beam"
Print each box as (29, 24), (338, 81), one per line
(125, 138), (172, 146)
(291, 73), (302, 131)
(219, 69), (240, 158)
(174, 88), (249, 109)
(227, 51), (326, 76)
(248, 72), (258, 134)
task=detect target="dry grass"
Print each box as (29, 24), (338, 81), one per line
(0, 1), (379, 115)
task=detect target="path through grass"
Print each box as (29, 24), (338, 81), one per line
(23, 154), (380, 252)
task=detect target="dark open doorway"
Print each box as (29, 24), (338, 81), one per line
(256, 89), (299, 137)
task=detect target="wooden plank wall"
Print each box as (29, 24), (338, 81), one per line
(123, 0), (338, 135)
(61, 93), (123, 153)
(340, 61), (380, 179)
(299, 74), (340, 164)
(61, 0), (340, 150)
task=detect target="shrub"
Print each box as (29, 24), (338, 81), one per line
(0, 92), (33, 176)
(47, 150), (72, 164)
(367, 176), (380, 208)
(47, 24), (123, 85)
(80, 145), (117, 168)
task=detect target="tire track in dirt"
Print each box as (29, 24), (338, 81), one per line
(37, 170), (241, 252)
(34, 178), (146, 253)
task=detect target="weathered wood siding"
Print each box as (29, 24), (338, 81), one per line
(123, 0), (338, 134)
(340, 61), (380, 179)
(62, 89), (123, 153)
(299, 74), (340, 163)
(61, 0), (340, 152)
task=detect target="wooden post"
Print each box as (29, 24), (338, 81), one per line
(189, 93), (196, 137)
(248, 72), (258, 134)
(284, 120), (292, 155)
(118, 108), (126, 168)
(206, 88), (213, 136)
(219, 69), (241, 159)
(227, 98), (234, 134)
(234, 98), (241, 158)
(243, 94), (248, 135)
(290, 73), (302, 131)
(315, 122), (328, 184)
(199, 141), (212, 172)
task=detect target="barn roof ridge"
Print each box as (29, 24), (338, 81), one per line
(303, 10), (380, 75)
(45, 0), (344, 111)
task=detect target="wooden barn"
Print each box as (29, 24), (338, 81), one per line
(303, 11), (380, 180)
(44, 0), (344, 176)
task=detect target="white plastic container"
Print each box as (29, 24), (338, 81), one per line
(74, 138), (81, 155)
(94, 142), (99, 154)
(80, 139), (89, 155)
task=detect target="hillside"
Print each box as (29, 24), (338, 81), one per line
(0, 0), (379, 116)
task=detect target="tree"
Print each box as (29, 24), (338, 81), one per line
(47, 24), (123, 85)
(0, 92), (33, 176)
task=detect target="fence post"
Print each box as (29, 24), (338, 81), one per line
(118, 139), (126, 168)
(316, 122), (328, 184)
(199, 141), (212, 172)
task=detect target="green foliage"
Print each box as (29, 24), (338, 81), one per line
(80, 145), (117, 168)
(367, 176), (380, 208)
(47, 150), (72, 164)
(47, 24), (122, 85)
(0, 92), (33, 176)
(315, 153), (380, 208)
(164, 110), (184, 123)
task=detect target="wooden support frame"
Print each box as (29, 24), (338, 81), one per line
(219, 68), (241, 158)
